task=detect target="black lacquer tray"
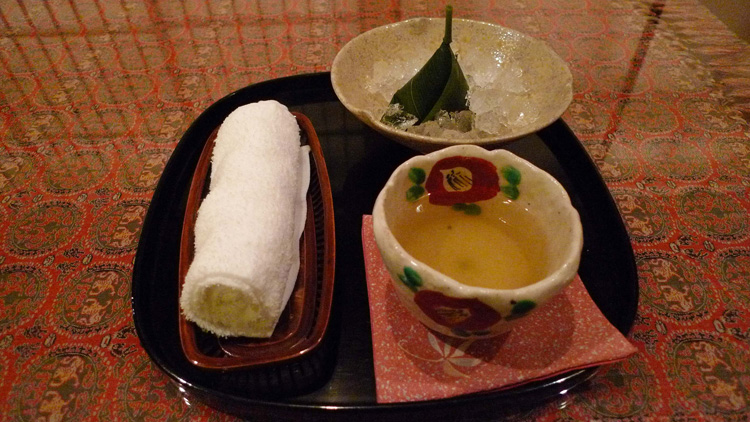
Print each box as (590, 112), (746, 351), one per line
(132, 73), (638, 421)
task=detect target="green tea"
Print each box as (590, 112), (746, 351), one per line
(393, 200), (549, 289)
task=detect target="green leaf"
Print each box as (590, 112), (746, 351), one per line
(512, 300), (536, 314)
(403, 267), (423, 288)
(397, 273), (418, 292)
(408, 167), (426, 185)
(506, 300), (536, 320)
(463, 203), (481, 215)
(501, 184), (519, 200)
(406, 185), (426, 202)
(399, 267), (423, 292)
(423, 53), (470, 122)
(452, 202), (481, 215)
(501, 166), (521, 186)
(382, 5), (470, 125)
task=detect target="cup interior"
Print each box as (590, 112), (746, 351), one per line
(379, 146), (581, 294)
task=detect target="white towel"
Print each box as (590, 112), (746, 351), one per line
(180, 100), (311, 338)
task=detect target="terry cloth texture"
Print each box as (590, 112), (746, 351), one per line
(180, 100), (310, 338)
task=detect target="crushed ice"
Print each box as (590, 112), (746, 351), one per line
(368, 41), (544, 138)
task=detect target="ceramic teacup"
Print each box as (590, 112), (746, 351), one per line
(373, 145), (583, 338)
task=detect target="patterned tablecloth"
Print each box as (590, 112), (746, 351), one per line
(1, 0), (748, 420)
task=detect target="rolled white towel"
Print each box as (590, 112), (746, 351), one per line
(180, 100), (310, 338)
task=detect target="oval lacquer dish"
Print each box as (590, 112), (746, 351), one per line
(178, 112), (336, 371)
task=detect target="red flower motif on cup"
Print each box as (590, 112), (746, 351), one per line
(425, 156), (500, 206)
(413, 290), (502, 332)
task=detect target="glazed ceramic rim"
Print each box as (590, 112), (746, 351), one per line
(373, 145), (583, 300)
(331, 17), (573, 149)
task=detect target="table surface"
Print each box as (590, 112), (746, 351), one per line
(1, 0), (749, 420)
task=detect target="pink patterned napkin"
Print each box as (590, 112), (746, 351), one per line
(361, 215), (637, 403)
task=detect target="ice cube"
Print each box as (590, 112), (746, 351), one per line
(381, 103), (418, 129)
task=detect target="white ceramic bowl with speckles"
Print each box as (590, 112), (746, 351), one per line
(372, 145), (582, 338)
(331, 17), (573, 153)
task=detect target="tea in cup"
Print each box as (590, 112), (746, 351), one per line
(372, 145), (583, 338)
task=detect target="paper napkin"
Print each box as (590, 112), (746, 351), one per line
(361, 215), (638, 403)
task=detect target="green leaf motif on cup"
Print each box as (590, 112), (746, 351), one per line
(506, 299), (536, 320)
(451, 202), (481, 215)
(408, 167), (426, 184)
(500, 185), (519, 200)
(406, 185), (426, 202)
(499, 165), (521, 200)
(406, 167), (427, 202)
(398, 266), (423, 292)
(501, 165), (521, 186)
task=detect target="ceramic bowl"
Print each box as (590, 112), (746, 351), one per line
(331, 18), (572, 153)
(372, 145), (582, 338)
